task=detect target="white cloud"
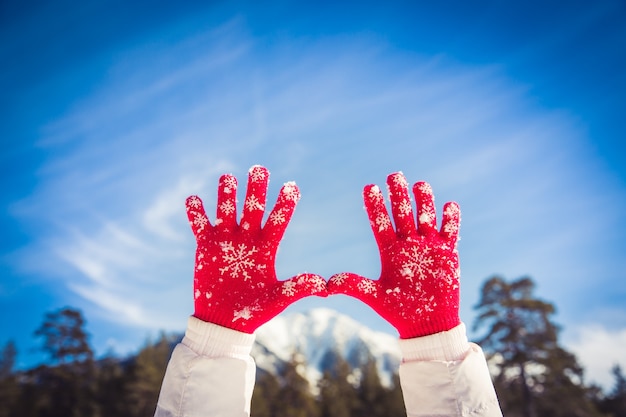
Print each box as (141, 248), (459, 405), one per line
(565, 324), (626, 390)
(13, 17), (625, 359)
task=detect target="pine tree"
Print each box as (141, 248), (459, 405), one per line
(274, 353), (319, 417)
(474, 276), (603, 417)
(35, 308), (93, 365)
(95, 354), (131, 417)
(126, 332), (175, 417)
(383, 373), (407, 417)
(355, 355), (387, 417)
(318, 351), (358, 417)
(598, 364), (626, 417)
(252, 370), (281, 417)
(32, 307), (99, 417)
(0, 341), (19, 417)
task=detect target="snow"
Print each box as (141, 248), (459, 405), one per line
(281, 182), (300, 202)
(233, 307), (254, 322)
(221, 176), (237, 194)
(254, 308), (401, 388)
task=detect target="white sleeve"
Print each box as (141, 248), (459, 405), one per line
(154, 316), (256, 417)
(398, 323), (502, 417)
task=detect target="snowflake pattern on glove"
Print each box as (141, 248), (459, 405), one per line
(217, 241), (260, 281)
(186, 165), (327, 333)
(397, 246), (434, 280)
(269, 209), (287, 225)
(328, 172), (462, 339)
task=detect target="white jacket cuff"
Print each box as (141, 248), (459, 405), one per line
(182, 316), (256, 360)
(399, 322), (470, 362)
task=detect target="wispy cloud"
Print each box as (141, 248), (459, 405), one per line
(10, 16), (625, 386)
(566, 324), (626, 390)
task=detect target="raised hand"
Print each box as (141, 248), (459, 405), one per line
(328, 172), (461, 339)
(186, 165), (327, 333)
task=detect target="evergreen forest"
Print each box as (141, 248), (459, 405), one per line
(0, 276), (625, 417)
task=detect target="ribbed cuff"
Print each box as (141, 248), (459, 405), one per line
(399, 322), (470, 362)
(182, 316), (256, 360)
(398, 313), (461, 339)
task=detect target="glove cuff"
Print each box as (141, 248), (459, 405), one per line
(183, 316), (256, 359)
(194, 307), (246, 333)
(399, 322), (469, 362)
(397, 312), (461, 339)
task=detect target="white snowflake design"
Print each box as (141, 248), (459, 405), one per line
(416, 182), (433, 195)
(188, 196), (202, 209)
(368, 185), (384, 202)
(391, 173), (408, 188)
(332, 273), (349, 285)
(233, 307), (254, 322)
(443, 220), (459, 235)
(419, 211), (435, 225)
(308, 276), (326, 293)
(282, 280), (297, 297)
(218, 241), (260, 281)
(245, 194), (265, 212)
(222, 176), (237, 194)
(375, 214), (392, 232)
(443, 204), (460, 235)
(358, 279), (377, 296)
(397, 199), (413, 217)
(249, 166), (267, 182)
(398, 246), (434, 281)
(219, 200), (236, 215)
(281, 182), (300, 202)
(193, 214), (209, 232)
(269, 208), (287, 225)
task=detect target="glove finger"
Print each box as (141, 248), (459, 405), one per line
(216, 174), (238, 230)
(387, 172), (417, 239)
(263, 181), (301, 241)
(363, 184), (395, 249)
(240, 165), (269, 232)
(327, 272), (380, 304)
(413, 181), (438, 235)
(440, 201), (461, 247)
(186, 195), (211, 238)
(263, 274), (328, 317)
(277, 273), (328, 300)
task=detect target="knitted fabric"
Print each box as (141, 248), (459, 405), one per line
(328, 172), (461, 339)
(186, 165), (326, 333)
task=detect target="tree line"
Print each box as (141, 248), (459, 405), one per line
(0, 275), (625, 416)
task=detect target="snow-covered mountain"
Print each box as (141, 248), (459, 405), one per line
(253, 308), (401, 388)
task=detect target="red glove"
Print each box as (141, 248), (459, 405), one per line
(186, 165), (327, 333)
(328, 172), (461, 339)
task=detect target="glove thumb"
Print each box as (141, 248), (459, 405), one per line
(328, 273), (380, 304)
(269, 273), (328, 306)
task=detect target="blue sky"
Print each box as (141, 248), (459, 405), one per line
(1, 1), (625, 388)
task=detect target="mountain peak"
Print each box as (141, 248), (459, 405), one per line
(253, 308), (401, 388)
